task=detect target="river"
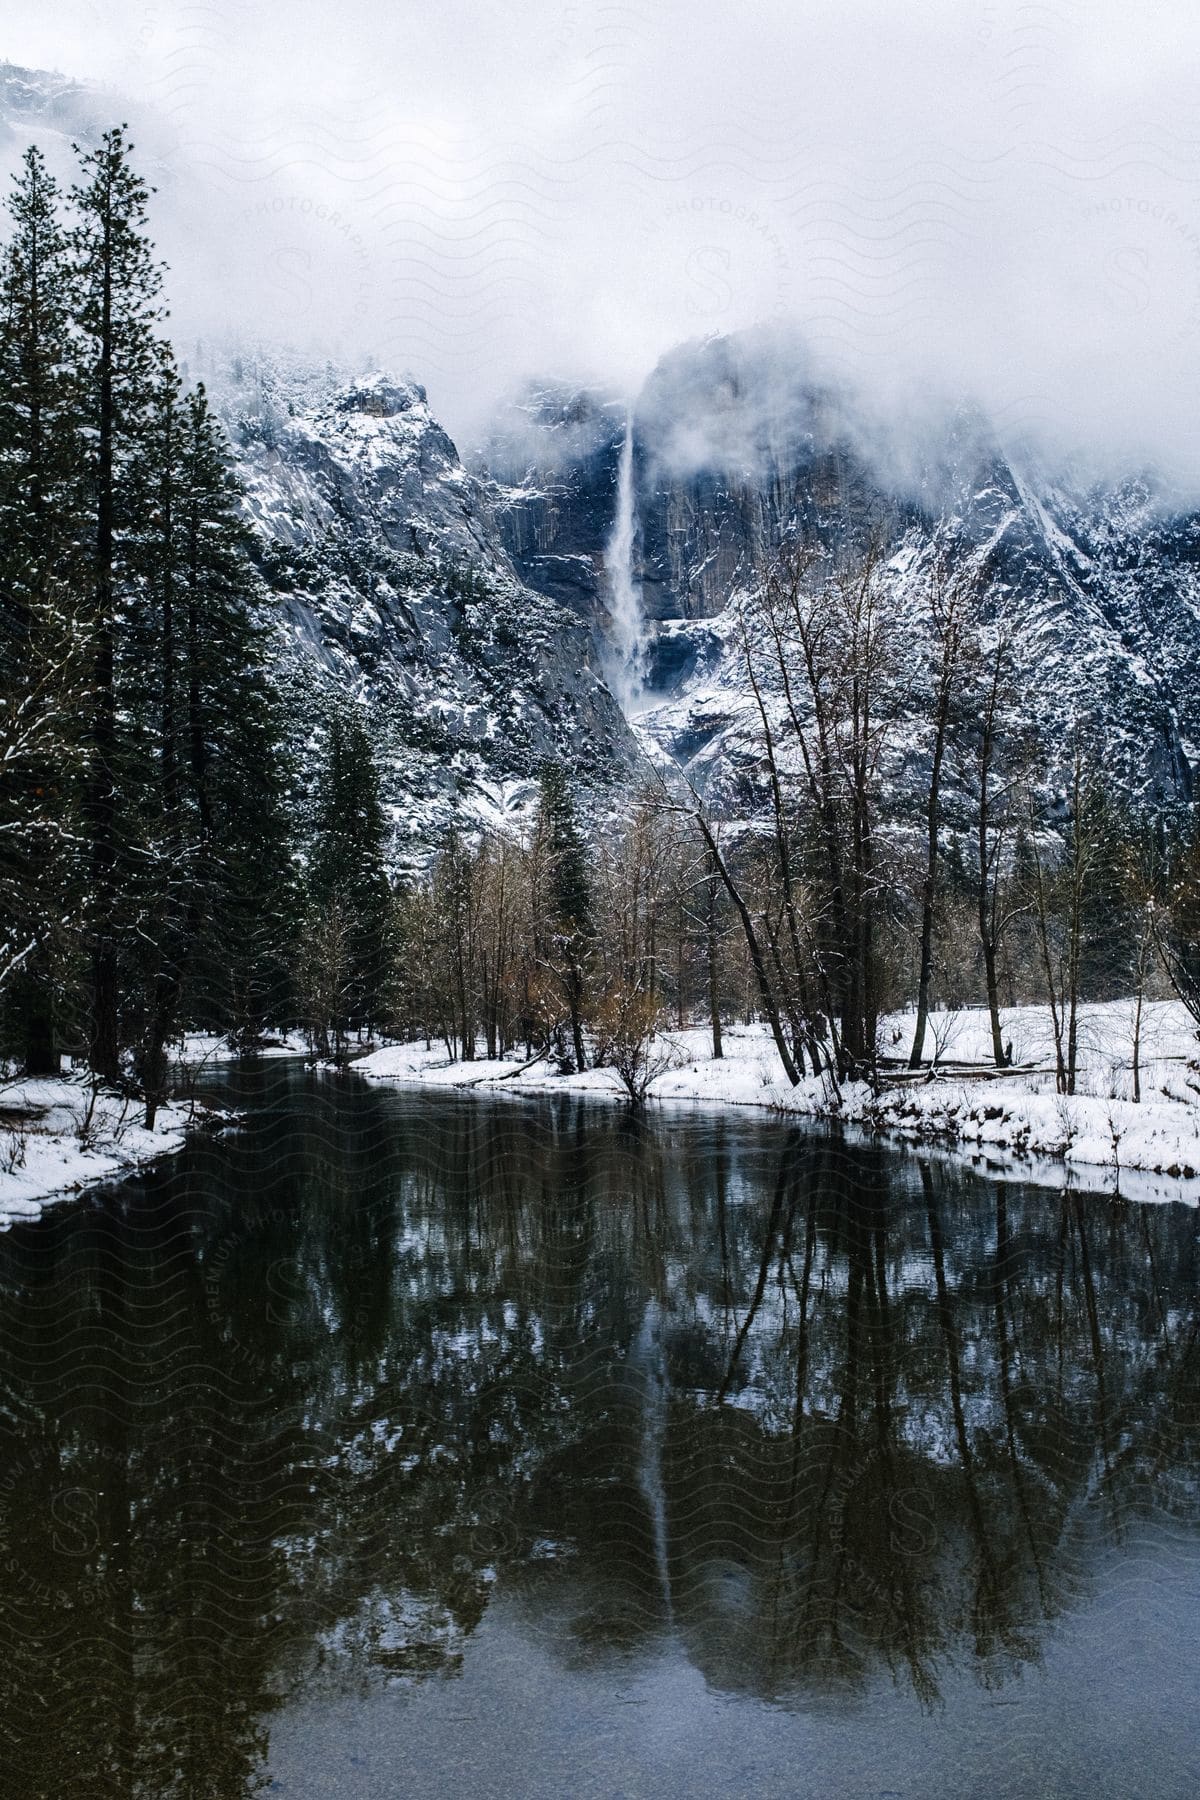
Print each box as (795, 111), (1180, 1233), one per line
(0, 1061), (1196, 1797)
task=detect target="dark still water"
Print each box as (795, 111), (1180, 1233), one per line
(0, 1064), (1198, 1799)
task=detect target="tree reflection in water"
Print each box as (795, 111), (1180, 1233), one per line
(0, 1064), (1196, 1796)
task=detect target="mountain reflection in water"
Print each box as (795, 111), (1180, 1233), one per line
(0, 1063), (1196, 1798)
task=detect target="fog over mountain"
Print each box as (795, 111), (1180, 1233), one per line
(4, 1), (1200, 489)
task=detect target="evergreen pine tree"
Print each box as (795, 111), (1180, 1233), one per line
(433, 823), (477, 1059)
(69, 126), (169, 1081)
(128, 344), (192, 1117)
(306, 712), (392, 1043)
(0, 146), (80, 658)
(0, 145), (86, 1071)
(1076, 778), (1134, 1000)
(1, 132), (296, 1095)
(179, 385), (296, 1047)
(536, 759), (591, 1070)
(129, 366), (298, 1107)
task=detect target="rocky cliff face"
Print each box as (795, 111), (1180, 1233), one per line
(477, 383), (628, 627)
(213, 359), (636, 865)
(478, 331), (1200, 808)
(0, 61), (100, 148)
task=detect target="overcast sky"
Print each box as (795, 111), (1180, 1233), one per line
(5, 0), (1200, 479)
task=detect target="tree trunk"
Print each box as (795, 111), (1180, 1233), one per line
(18, 950), (58, 1075)
(1132, 953), (1145, 1105)
(568, 955), (586, 1071)
(976, 734), (1006, 1070)
(982, 934), (1005, 1069)
(909, 708), (949, 1068)
(694, 814), (801, 1086)
(706, 863), (723, 1060)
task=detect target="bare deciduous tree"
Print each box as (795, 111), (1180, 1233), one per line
(909, 550), (978, 1067)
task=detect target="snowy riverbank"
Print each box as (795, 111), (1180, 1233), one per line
(0, 1030), (320, 1225)
(355, 1000), (1200, 1207)
(6, 1002), (1198, 1225)
(0, 1076), (196, 1229)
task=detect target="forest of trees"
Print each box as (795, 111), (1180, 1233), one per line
(5, 130), (1200, 1119)
(0, 132), (300, 1123)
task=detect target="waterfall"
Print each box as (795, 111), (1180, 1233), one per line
(605, 412), (645, 711)
(634, 1298), (674, 1631)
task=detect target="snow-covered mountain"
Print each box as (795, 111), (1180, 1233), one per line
(207, 331), (1200, 856)
(208, 356), (636, 861)
(0, 60), (99, 146)
(0, 64), (639, 859)
(479, 331), (1200, 811)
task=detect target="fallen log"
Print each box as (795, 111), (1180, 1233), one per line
(879, 1062), (1048, 1088)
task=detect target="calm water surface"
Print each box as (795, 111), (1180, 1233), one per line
(0, 1062), (1197, 1798)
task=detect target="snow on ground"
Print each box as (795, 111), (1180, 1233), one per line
(355, 1000), (1200, 1206)
(0, 1076), (195, 1230)
(179, 1031), (311, 1063)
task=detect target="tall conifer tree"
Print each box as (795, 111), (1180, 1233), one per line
(307, 712), (392, 1039)
(70, 126), (168, 1080)
(180, 384), (295, 1047)
(537, 760), (591, 1070)
(0, 146), (84, 1070)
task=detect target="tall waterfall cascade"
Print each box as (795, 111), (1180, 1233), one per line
(604, 413), (646, 713)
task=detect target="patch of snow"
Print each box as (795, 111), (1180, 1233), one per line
(0, 1076), (198, 1229)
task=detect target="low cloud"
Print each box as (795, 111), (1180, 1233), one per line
(5, 1), (1200, 488)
